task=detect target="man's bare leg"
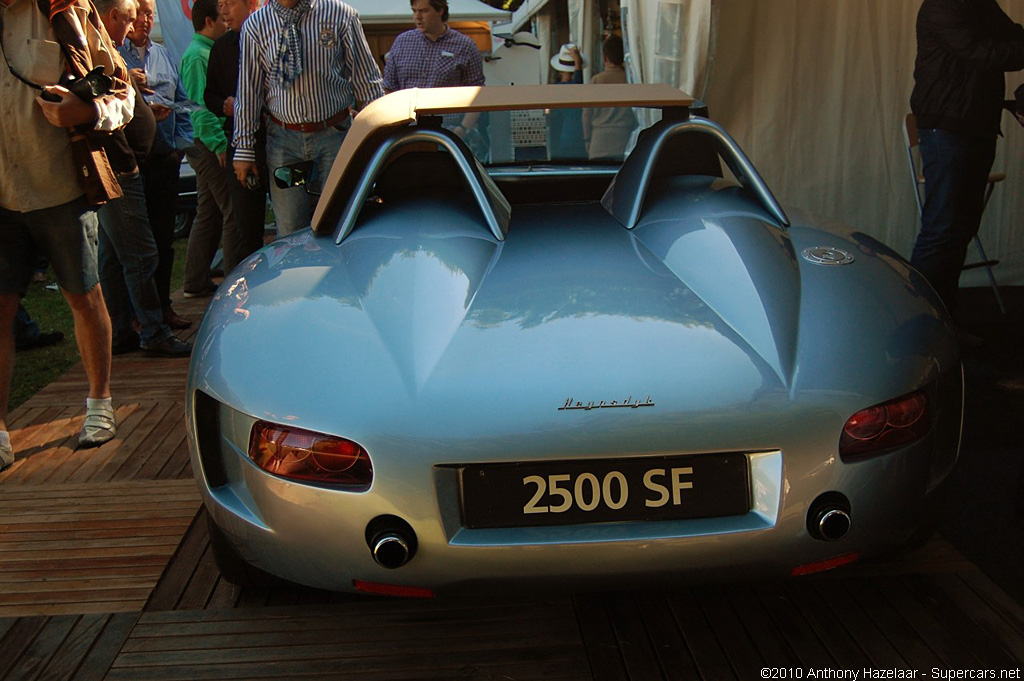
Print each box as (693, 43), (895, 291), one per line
(62, 284), (112, 400)
(62, 285), (116, 447)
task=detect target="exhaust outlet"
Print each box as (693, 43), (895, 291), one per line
(365, 515), (417, 569)
(807, 493), (852, 541)
(372, 532), (411, 569)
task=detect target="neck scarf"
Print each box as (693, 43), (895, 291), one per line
(270, 0), (311, 88)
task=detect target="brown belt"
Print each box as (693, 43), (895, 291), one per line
(268, 109), (349, 133)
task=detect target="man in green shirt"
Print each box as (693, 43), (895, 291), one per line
(180, 0), (231, 297)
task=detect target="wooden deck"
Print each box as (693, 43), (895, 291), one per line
(2, 293), (1023, 680)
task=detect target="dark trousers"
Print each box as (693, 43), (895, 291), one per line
(140, 151), (181, 310)
(910, 128), (996, 312)
(223, 145), (268, 272)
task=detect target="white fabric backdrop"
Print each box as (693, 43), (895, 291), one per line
(701, 0), (1024, 285)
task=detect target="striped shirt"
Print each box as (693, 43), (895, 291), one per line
(233, 0), (384, 163)
(382, 27), (484, 92)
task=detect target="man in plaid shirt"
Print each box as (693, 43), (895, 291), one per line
(383, 0), (484, 139)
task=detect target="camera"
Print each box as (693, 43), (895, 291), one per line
(59, 66), (114, 102)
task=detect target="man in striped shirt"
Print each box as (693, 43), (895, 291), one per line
(232, 0), (383, 234)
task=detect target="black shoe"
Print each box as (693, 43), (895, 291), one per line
(112, 333), (140, 355)
(141, 336), (193, 358)
(183, 285), (217, 299)
(15, 330), (64, 351)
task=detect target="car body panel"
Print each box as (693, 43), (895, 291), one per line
(188, 86), (961, 594)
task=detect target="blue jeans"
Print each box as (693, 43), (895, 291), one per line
(266, 121), (347, 235)
(910, 128), (996, 312)
(97, 172), (171, 347)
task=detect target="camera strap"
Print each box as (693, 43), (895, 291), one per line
(0, 9), (49, 92)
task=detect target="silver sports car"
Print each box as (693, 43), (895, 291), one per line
(187, 85), (962, 597)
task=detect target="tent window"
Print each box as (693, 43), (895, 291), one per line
(654, 3), (682, 84)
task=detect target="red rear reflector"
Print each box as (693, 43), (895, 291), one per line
(248, 421), (372, 488)
(353, 580), (434, 598)
(791, 551), (860, 577)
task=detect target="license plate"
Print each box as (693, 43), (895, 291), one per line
(459, 454), (750, 529)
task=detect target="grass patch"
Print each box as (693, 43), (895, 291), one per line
(10, 239), (186, 410)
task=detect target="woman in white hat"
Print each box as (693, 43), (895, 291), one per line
(548, 43), (587, 159)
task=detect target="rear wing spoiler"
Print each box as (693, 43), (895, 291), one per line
(312, 84), (694, 234)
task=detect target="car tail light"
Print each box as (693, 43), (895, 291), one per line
(248, 421), (372, 488)
(839, 391), (929, 460)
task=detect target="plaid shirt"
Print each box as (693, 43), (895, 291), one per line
(382, 27), (484, 92)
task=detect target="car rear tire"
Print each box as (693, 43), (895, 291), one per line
(205, 513), (275, 586)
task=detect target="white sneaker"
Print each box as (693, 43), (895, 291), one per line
(79, 405), (116, 448)
(1, 441), (12, 472)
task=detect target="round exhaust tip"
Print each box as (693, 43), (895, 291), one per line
(365, 515), (417, 569)
(807, 492), (852, 541)
(816, 508), (852, 541)
(372, 533), (411, 569)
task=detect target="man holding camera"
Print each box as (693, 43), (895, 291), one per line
(0, 0), (135, 471)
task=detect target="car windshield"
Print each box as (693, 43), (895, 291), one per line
(445, 105), (667, 167)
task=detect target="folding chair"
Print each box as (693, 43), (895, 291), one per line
(902, 113), (1006, 315)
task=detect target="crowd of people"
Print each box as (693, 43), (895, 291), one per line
(0, 0), (488, 471)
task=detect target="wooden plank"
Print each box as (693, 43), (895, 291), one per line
(97, 401), (174, 481)
(109, 642), (588, 680)
(810, 580), (906, 667)
(694, 585), (765, 675)
(121, 610), (582, 654)
(929, 573), (1024, 662)
(901, 575), (1019, 667)
(781, 580), (872, 668)
(129, 599), (581, 633)
(724, 585), (801, 667)
(633, 591), (703, 681)
(2, 615), (77, 681)
(0, 587), (155, 608)
(754, 581), (835, 668)
(144, 508), (209, 612)
(35, 613), (109, 681)
(666, 589), (739, 681)
(842, 579), (941, 668)
(69, 612), (138, 681)
(154, 429), (191, 481)
(0, 618), (48, 679)
(173, 545), (222, 612)
(603, 592), (664, 680)
(64, 404), (148, 483)
(873, 575), (986, 667)
(107, 402), (180, 481)
(205, 576), (243, 610)
(958, 569), (1024, 638)
(0, 577), (163, 595)
(0, 482), (198, 618)
(571, 593), (628, 681)
(107, 657), (590, 681)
